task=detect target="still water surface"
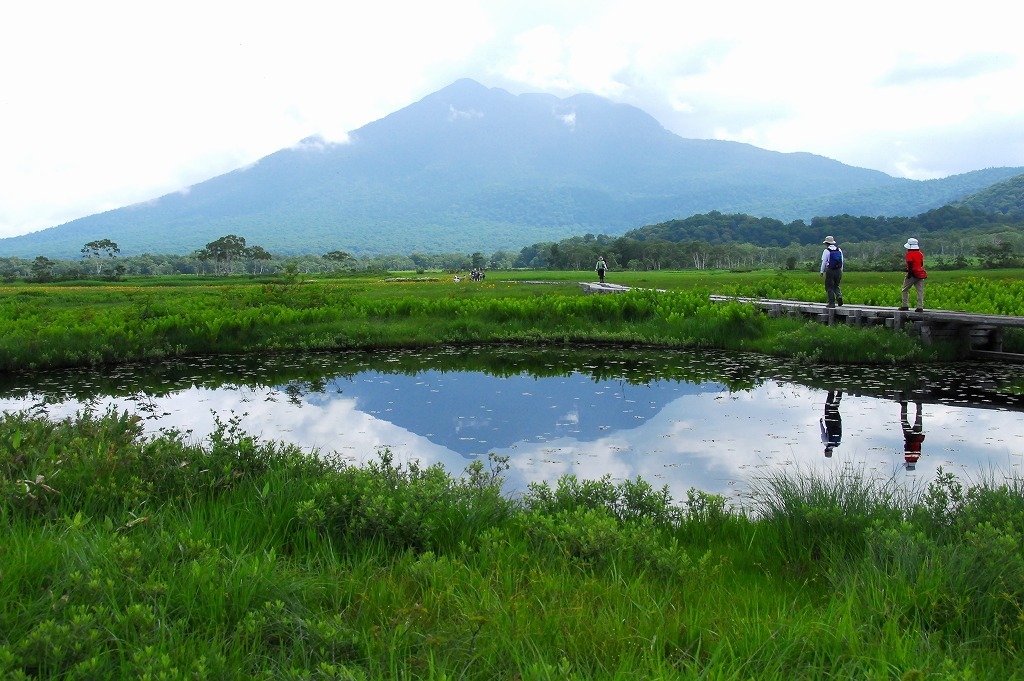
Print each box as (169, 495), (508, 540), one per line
(2, 346), (1022, 500)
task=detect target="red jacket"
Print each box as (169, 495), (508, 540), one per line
(904, 433), (924, 454)
(905, 249), (926, 278)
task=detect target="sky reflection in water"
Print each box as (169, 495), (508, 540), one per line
(1, 348), (1022, 502)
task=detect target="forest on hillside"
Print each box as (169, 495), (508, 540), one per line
(526, 204), (1024, 272)
(956, 173), (1024, 218)
(510, 174), (1024, 271)
(4, 195), (1024, 281)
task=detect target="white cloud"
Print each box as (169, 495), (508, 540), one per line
(2, 374), (1021, 501)
(1, 0), (1022, 238)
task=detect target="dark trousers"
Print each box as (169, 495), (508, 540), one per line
(825, 269), (843, 305)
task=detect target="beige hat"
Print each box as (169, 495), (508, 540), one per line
(823, 236), (837, 245)
(904, 237), (919, 249)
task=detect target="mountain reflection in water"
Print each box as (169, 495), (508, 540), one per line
(1, 346), (1022, 499)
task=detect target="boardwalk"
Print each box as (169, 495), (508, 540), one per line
(710, 295), (1024, 360)
(577, 282), (1024, 359)
(578, 281), (634, 294)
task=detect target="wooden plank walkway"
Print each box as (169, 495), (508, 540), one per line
(578, 282), (1024, 359)
(709, 295), (1024, 360)
(578, 282), (634, 294)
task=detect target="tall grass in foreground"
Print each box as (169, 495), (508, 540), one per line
(3, 409), (1023, 679)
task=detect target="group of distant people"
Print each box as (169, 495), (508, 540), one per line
(812, 233), (930, 468)
(595, 236), (931, 470)
(597, 234), (928, 310)
(819, 390), (925, 470)
(453, 268), (486, 283)
(819, 234), (928, 311)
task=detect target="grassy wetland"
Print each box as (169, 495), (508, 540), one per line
(8, 266), (1024, 373)
(4, 268), (1024, 679)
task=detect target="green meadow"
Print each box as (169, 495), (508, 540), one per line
(6, 267), (1024, 373)
(3, 268), (1024, 679)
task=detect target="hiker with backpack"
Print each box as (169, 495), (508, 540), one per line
(819, 235), (844, 308)
(595, 256), (608, 284)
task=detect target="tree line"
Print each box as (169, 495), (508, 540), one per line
(519, 205), (1024, 273)
(1, 234), (512, 282)
(4, 205), (1024, 283)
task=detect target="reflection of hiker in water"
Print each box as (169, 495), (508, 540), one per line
(820, 390), (843, 457)
(901, 401), (925, 470)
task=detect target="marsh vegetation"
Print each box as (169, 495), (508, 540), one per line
(3, 269), (1024, 678)
(9, 267), (1024, 373)
(3, 409), (1023, 679)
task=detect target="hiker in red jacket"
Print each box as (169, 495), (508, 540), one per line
(900, 237), (927, 312)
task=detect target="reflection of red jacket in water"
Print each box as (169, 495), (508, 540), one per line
(903, 432), (924, 465)
(901, 401), (925, 467)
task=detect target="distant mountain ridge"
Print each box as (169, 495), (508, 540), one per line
(955, 173), (1024, 217)
(3, 78), (1022, 259)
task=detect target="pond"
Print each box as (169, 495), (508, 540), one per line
(2, 346), (1022, 501)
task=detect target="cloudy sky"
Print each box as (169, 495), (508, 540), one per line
(2, 0), (1022, 239)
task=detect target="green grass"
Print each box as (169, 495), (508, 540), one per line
(4, 267), (1024, 675)
(9, 267), (1023, 372)
(3, 409), (1022, 679)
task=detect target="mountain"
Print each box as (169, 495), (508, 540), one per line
(742, 167), (1024, 221)
(3, 78), (1023, 259)
(954, 173), (1024, 218)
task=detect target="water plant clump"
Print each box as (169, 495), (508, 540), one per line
(2, 409), (1022, 679)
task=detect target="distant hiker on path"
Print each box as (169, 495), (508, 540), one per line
(595, 256), (607, 283)
(819, 235), (844, 308)
(900, 237), (927, 312)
